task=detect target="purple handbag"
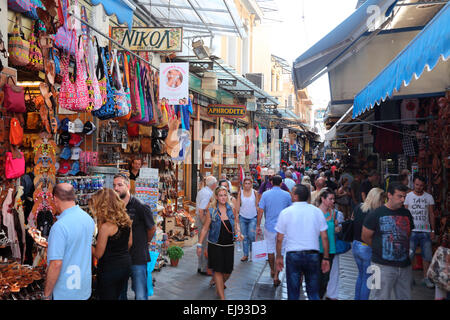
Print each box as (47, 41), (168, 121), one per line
(54, 25), (76, 55)
(7, 0), (32, 13)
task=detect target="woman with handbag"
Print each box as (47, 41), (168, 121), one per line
(235, 177), (259, 262)
(315, 188), (340, 299)
(196, 186), (243, 300)
(351, 187), (385, 300)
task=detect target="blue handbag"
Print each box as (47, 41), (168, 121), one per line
(92, 48), (118, 120)
(335, 239), (351, 254)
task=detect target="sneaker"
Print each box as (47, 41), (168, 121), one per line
(423, 278), (435, 289)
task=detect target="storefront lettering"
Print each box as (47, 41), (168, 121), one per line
(112, 27), (183, 52)
(207, 105), (246, 118)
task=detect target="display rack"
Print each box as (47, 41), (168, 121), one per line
(56, 175), (106, 210)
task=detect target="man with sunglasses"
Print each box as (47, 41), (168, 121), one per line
(113, 173), (156, 300)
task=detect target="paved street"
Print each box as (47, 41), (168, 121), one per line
(124, 244), (435, 300)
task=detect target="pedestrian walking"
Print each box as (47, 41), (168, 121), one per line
(257, 175), (292, 287)
(194, 176), (217, 275)
(258, 169), (290, 194)
(404, 175), (436, 288)
(90, 188), (132, 300)
(315, 189), (340, 299)
(362, 182), (414, 300)
(351, 187), (385, 300)
(350, 171), (363, 211)
(218, 179), (238, 216)
(236, 177), (259, 262)
(113, 174), (156, 300)
(336, 178), (352, 220)
(275, 184), (330, 300)
(360, 170), (380, 202)
(311, 177), (326, 204)
(44, 183), (95, 300)
(283, 171), (296, 191)
(196, 186), (243, 300)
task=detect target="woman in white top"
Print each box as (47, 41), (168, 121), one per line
(236, 177), (259, 262)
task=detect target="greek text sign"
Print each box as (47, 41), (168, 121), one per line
(207, 105), (246, 118)
(111, 27), (183, 52)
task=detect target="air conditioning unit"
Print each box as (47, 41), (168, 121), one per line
(245, 73), (264, 89)
(201, 71), (217, 90)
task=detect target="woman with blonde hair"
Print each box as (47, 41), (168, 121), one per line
(197, 186), (243, 300)
(351, 187), (385, 300)
(90, 188), (133, 300)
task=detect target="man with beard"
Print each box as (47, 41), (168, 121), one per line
(113, 174), (156, 300)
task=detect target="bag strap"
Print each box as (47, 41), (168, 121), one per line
(94, 37), (105, 80)
(122, 53), (131, 91)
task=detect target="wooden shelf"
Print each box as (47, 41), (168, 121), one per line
(98, 162), (128, 166)
(97, 141), (125, 145)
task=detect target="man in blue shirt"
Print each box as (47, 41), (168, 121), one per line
(44, 183), (95, 300)
(257, 175), (292, 287)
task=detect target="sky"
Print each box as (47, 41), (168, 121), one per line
(264, 0), (358, 109)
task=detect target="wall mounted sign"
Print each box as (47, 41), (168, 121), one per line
(159, 63), (190, 105)
(207, 105), (246, 118)
(111, 27), (183, 52)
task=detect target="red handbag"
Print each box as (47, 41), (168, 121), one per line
(3, 77), (26, 113)
(5, 151), (25, 179)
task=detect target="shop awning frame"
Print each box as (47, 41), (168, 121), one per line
(353, 2), (450, 118)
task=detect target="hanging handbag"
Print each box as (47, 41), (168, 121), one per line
(92, 48), (118, 119)
(130, 60), (145, 123)
(8, 15), (30, 67)
(59, 34), (90, 111)
(7, 0), (32, 13)
(50, 48), (61, 75)
(9, 118), (24, 146)
(5, 151), (25, 179)
(110, 50), (131, 119)
(117, 53), (132, 120)
(84, 38), (102, 111)
(24, 0), (45, 20)
(27, 21), (44, 71)
(3, 77), (26, 113)
(427, 246), (450, 291)
(94, 37), (107, 106)
(126, 54), (139, 117)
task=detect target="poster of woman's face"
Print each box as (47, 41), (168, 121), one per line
(166, 69), (183, 88)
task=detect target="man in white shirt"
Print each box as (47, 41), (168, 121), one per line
(195, 176), (217, 275)
(275, 184), (330, 300)
(404, 175), (435, 288)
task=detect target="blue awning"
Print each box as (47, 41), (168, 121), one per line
(91, 0), (135, 30)
(292, 0), (398, 90)
(353, 3), (450, 118)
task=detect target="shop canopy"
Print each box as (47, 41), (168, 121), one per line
(292, 0), (398, 91)
(91, 0), (136, 30)
(352, 2), (450, 118)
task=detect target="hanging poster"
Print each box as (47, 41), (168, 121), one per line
(159, 63), (189, 105)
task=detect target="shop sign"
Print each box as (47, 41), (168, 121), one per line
(111, 27), (183, 52)
(207, 105), (246, 118)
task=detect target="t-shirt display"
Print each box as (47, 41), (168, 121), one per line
(404, 192), (435, 232)
(363, 206), (414, 267)
(400, 98), (419, 125)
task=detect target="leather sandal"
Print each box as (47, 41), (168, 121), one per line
(240, 256), (249, 262)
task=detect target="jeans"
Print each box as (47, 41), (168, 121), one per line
(352, 240), (372, 300)
(371, 263), (412, 300)
(239, 216), (257, 257)
(285, 251), (321, 300)
(97, 266), (131, 300)
(409, 231), (432, 262)
(319, 253), (335, 299)
(119, 264), (148, 300)
(195, 215), (208, 272)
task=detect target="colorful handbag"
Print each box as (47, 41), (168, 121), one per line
(7, 0), (32, 13)
(50, 48), (61, 74)
(127, 55), (140, 117)
(114, 52), (131, 120)
(3, 77), (26, 113)
(27, 21), (44, 71)
(130, 61), (147, 123)
(54, 25), (76, 55)
(8, 15), (30, 67)
(5, 151), (25, 179)
(94, 38), (108, 106)
(92, 48), (118, 119)
(84, 40), (102, 111)
(24, 0), (45, 20)
(59, 35), (90, 111)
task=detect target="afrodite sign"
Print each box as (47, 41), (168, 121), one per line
(207, 105), (246, 118)
(111, 27), (183, 52)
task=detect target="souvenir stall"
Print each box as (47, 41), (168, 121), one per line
(0, 0), (201, 298)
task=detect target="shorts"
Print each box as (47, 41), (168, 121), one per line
(264, 229), (286, 255)
(409, 231), (433, 262)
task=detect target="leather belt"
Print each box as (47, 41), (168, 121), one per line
(287, 250), (319, 254)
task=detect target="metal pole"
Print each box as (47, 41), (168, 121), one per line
(336, 116), (434, 126)
(395, 1), (448, 6)
(68, 11), (159, 71)
(222, 0), (243, 38)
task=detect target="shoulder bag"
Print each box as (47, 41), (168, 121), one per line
(94, 37), (107, 106)
(3, 77), (26, 113)
(8, 15), (30, 67)
(84, 38), (102, 111)
(112, 51), (131, 120)
(92, 48), (118, 119)
(27, 21), (44, 71)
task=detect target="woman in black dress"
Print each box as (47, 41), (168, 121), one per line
(197, 186), (243, 300)
(90, 188), (133, 300)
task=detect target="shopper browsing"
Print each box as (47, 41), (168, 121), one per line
(44, 183), (95, 300)
(113, 174), (156, 300)
(90, 188), (133, 300)
(275, 184), (330, 300)
(351, 188), (385, 300)
(236, 177), (259, 262)
(362, 182), (414, 300)
(404, 175), (436, 289)
(196, 186), (243, 300)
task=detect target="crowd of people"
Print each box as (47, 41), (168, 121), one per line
(196, 160), (448, 300)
